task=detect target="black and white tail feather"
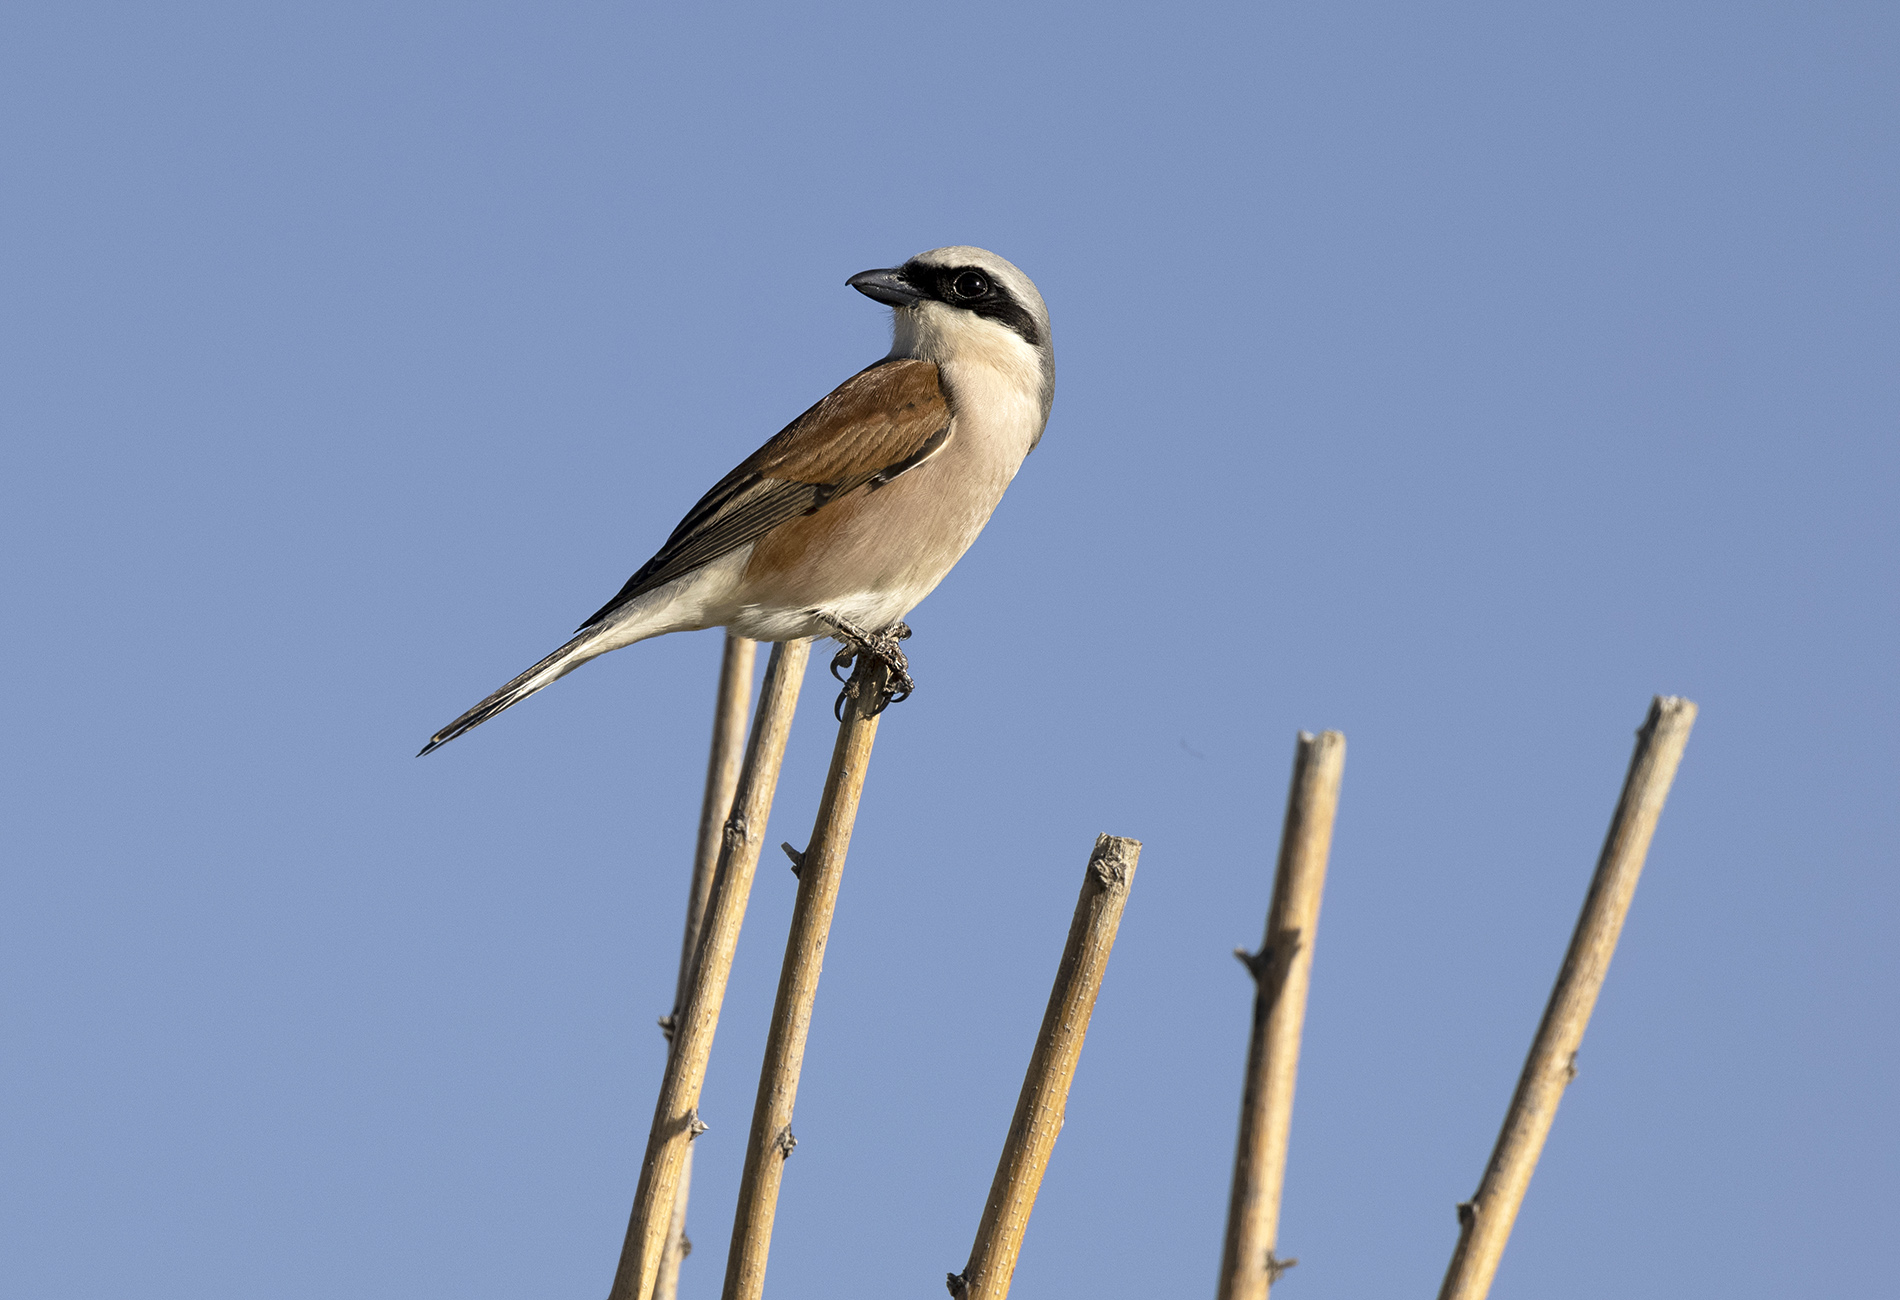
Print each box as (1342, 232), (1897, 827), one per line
(416, 629), (608, 756)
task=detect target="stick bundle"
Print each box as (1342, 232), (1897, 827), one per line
(722, 656), (894, 1300)
(950, 833), (1142, 1300)
(1436, 695), (1697, 1300)
(609, 637), (812, 1300)
(1218, 730), (1347, 1300)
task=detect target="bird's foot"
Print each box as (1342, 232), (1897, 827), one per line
(815, 614), (915, 719)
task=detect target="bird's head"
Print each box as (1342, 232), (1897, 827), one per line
(849, 246), (1053, 420)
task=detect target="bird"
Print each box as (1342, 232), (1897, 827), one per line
(419, 245), (1054, 756)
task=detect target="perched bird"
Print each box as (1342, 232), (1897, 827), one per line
(419, 246), (1054, 755)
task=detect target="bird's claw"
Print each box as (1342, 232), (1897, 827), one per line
(828, 643), (857, 684)
(815, 614), (916, 720)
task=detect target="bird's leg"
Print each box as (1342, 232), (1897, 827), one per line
(812, 613), (916, 718)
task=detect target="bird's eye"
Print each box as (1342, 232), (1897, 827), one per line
(951, 270), (989, 299)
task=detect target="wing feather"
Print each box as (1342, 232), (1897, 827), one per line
(580, 358), (949, 629)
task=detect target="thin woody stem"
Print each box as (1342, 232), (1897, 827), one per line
(722, 654), (893, 1300)
(607, 638), (812, 1300)
(656, 633), (756, 1300)
(1217, 730), (1346, 1300)
(950, 834), (1141, 1300)
(1436, 696), (1697, 1300)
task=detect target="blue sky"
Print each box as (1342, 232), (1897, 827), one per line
(3, 3), (1895, 1297)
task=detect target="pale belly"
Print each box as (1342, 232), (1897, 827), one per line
(724, 430), (1021, 639)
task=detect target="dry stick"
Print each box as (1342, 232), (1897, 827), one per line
(655, 633), (758, 1300)
(1436, 695), (1698, 1300)
(608, 638), (813, 1300)
(1217, 730), (1347, 1300)
(673, 633), (761, 1024)
(721, 655), (894, 1300)
(653, 1154), (693, 1300)
(950, 834), (1143, 1300)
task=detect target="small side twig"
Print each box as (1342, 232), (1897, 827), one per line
(655, 633), (756, 1300)
(1218, 730), (1345, 1300)
(607, 639), (813, 1300)
(1436, 695), (1697, 1300)
(952, 834), (1142, 1300)
(722, 655), (895, 1300)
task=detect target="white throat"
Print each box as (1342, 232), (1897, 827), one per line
(890, 301), (1051, 438)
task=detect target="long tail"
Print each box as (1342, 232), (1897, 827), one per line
(418, 629), (608, 756)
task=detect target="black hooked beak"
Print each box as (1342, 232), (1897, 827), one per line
(847, 266), (927, 308)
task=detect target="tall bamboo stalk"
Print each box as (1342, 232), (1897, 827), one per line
(1218, 730), (1346, 1300)
(950, 834), (1142, 1300)
(656, 633), (757, 1300)
(721, 656), (893, 1300)
(1436, 695), (1698, 1300)
(608, 638), (812, 1300)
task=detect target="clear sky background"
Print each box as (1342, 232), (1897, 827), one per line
(4, 3), (1895, 1297)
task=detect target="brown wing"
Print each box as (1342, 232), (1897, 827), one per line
(579, 358), (950, 629)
